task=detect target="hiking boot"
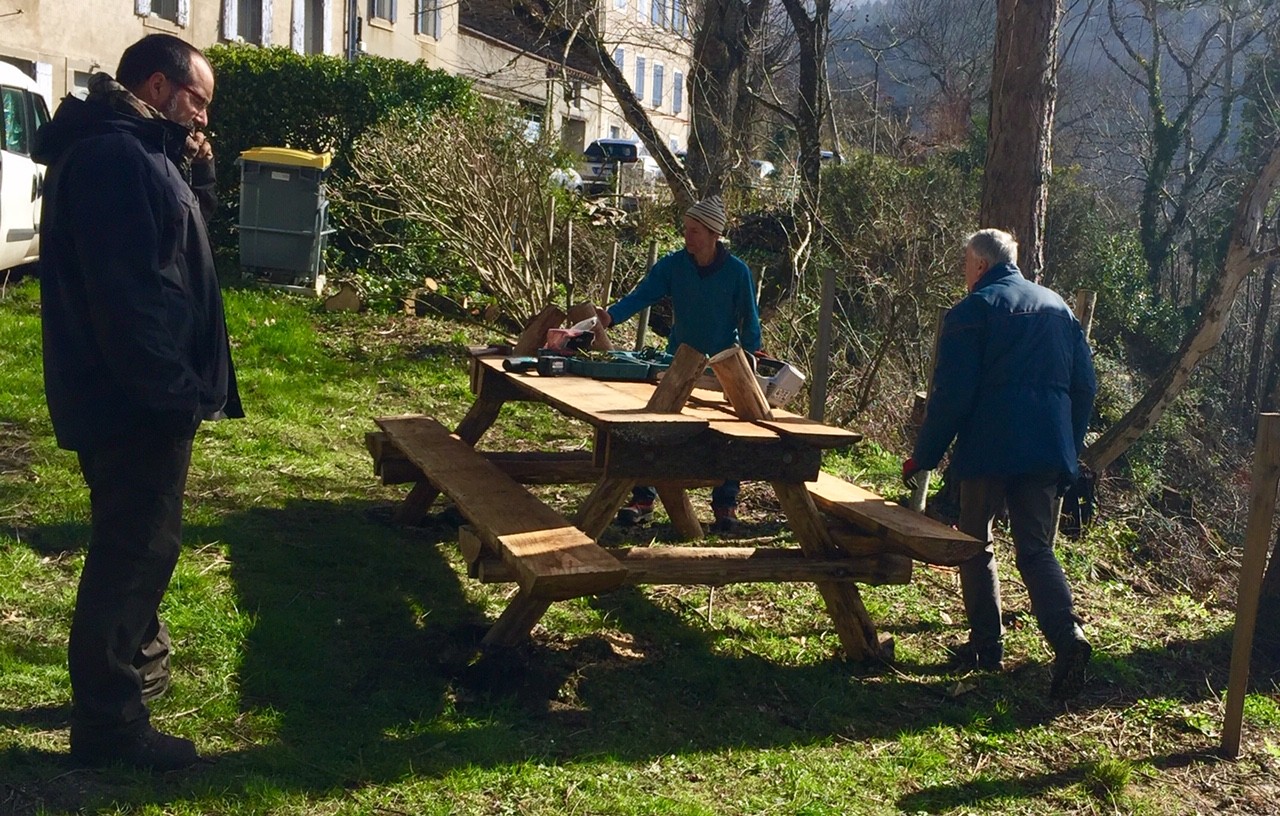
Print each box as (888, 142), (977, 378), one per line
(1050, 635), (1093, 700)
(615, 501), (654, 527)
(945, 639), (1004, 672)
(709, 504), (738, 534)
(70, 724), (199, 772)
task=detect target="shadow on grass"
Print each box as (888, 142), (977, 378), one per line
(0, 495), (1256, 813)
(895, 748), (1220, 812)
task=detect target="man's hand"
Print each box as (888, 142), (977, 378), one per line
(594, 306), (613, 329)
(186, 131), (213, 163)
(902, 457), (924, 490)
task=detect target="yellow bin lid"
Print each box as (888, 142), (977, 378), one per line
(239, 147), (332, 169)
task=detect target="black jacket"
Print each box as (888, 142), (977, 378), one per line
(34, 96), (242, 451)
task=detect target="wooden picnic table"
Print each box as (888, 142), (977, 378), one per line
(368, 348), (983, 661)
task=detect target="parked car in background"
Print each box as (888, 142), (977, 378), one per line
(0, 61), (50, 275)
(579, 138), (639, 195)
(549, 166), (584, 193)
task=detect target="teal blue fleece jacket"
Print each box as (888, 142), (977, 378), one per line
(607, 246), (762, 355)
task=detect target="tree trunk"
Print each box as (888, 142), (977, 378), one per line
(1082, 143), (1280, 474)
(1244, 262), (1277, 420)
(979, 0), (1062, 283)
(688, 0), (765, 198)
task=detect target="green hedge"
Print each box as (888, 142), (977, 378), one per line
(203, 44), (473, 251)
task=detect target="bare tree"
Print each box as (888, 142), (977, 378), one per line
(980, 0), (1063, 282)
(1083, 139), (1280, 473)
(1101, 0), (1278, 300)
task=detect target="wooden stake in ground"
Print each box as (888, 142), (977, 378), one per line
(1222, 413), (1280, 758)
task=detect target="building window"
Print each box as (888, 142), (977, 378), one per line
(650, 0), (663, 26)
(238, 0), (264, 41)
(613, 48), (624, 72)
(296, 0), (329, 54)
(137, 0), (189, 26)
(415, 0), (440, 38)
(610, 125), (620, 138)
(673, 70), (683, 113)
(635, 57), (645, 100)
(369, 0), (395, 22)
(673, 0), (686, 34)
(223, 0), (269, 43)
(615, 0), (625, 8)
(652, 63), (663, 109)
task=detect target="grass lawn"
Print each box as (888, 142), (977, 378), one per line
(3, 278), (1280, 814)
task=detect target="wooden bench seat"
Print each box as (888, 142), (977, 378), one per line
(806, 471), (984, 566)
(376, 416), (625, 600)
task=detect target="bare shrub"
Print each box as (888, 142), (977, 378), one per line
(334, 103), (578, 324)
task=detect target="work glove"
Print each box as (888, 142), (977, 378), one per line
(902, 457), (924, 490)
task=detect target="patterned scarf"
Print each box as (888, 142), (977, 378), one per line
(84, 72), (195, 173)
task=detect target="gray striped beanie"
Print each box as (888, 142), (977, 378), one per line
(685, 195), (727, 235)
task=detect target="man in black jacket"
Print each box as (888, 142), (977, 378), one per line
(34, 34), (242, 771)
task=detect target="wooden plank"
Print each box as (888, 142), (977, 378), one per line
(773, 481), (883, 662)
(708, 345), (773, 420)
(475, 359), (707, 444)
(377, 416), (624, 599)
(373, 442), (600, 485)
(1223, 413), (1280, 758)
(512, 305), (565, 356)
(655, 485), (703, 541)
(575, 476), (637, 540)
(603, 433), (822, 482)
(610, 546), (911, 586)
(685, 391), (862, 449)
(647, 344), (707, 412)
(470, 547), (911, 587)
(608, 381), (780, 441)
(807, 471), (984, 567)
(481, 589), (553, 647)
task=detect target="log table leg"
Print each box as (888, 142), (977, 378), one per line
(655, 485), (703, 540)
(575, 476), (637, 540)
(772, 481), (884, 662)
(481, 588), (554, 647)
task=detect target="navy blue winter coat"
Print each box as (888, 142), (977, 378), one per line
(912, 263), (1096, 481)
(33, 96), (242, 451)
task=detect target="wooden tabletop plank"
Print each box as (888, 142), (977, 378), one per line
(603, 381), (780, 441)
(806, 471), (985, 566)
(686, 389), (862, 448)
(377, 416), (624, 598)
(477, 358), (707, 443)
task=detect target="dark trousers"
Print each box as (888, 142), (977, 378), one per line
(957, 472), (1079, 656)
(632, 481), (740, 508)
(70, 434), (192, 736)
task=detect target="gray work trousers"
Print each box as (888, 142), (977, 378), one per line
(958, 472), (1079, 656)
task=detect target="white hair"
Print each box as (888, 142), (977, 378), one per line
(965, 229), (1018, 266)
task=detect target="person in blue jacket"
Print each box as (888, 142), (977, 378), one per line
(596, 195), (762, 532)
(902, 229), (1097, 700)
(35, 34), (241, 770)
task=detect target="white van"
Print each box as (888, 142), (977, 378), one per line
(0, 60), (50, 274)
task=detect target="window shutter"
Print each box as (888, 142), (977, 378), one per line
(177, 0), (189, 26)
(291, 0), (305, 51)
(223, 0), (238, 39)
(389, 0), (396, 23)
(262, 0), (275, 44)
(136, 0), (150, 16)
(433, 0), (441, 39)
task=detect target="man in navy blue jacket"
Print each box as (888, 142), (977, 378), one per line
(903, 229), (1096, 700)
(35, 34), (241, 770)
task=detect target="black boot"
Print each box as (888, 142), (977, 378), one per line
(71, 724), (199, 771)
